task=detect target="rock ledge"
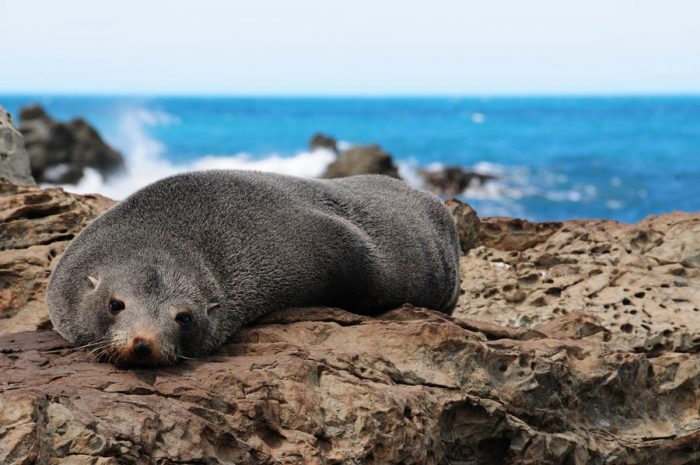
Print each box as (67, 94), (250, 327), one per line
(1, 181), (700, 465)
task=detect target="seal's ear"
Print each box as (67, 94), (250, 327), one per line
(86, 276), (99, 289)
(207, 302), (220, 314)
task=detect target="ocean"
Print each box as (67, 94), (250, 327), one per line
(2, 95), (699, 222)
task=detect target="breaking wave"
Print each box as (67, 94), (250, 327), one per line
(53, 107), (602, 220)
(54, 108), (337, 200)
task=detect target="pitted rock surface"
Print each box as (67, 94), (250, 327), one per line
(455, 214), (700, 354)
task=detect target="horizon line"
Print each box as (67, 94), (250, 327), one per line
(2, 91), (700, 100)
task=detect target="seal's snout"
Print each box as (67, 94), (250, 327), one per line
(128, 336), (157, 361)
(132, 338), (152, 358)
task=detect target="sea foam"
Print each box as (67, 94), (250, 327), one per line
(51, 107), (582, 220)
(52, 108), (336, 200)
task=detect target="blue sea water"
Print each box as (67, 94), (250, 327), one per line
(1, 95), (699, 222)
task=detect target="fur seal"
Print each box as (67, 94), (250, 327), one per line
(48, 170), (460, 365)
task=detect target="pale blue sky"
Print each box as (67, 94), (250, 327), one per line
(2, 0), (699, 95)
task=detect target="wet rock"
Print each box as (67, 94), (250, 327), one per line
(321, 144), (400, 179)
(18, 104), (125, 184)
(0, 106), (35, 185)
(420, 166), (496, 197)
(308, 133), (338, 153)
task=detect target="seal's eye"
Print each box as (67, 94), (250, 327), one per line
(175, 312), (193, 327)
(175, 311), (194, 328)
(108, 299), (125, 315)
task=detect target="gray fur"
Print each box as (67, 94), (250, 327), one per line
(47, 170), (460, 364)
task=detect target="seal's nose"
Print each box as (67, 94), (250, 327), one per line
(132, 338), (152, 358)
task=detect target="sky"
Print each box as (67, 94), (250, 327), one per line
(2, 0), (699, 95)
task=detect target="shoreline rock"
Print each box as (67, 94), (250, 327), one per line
(0, 178), (115, 333)
(445, 198), (480, 254)
(309, 133), (339, 153)
(309, 134), (498, 198)
(1, 180), (700, 464)
(0, 106), (35, 185)
(3, 305), (700, 464)
(420, 166), (497, 197)
(18, 104), (125, 184)
(321, 143), (401, 179)
(455, 212), (700, 354)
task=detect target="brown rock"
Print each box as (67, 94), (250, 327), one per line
(321, 144), (400, 179)
(456, 213), (700, 354)
(2, 182), (700, 463)
(0, 178), (114, 334)
(2, 307), (700, 464)
(479, 217), (564, 251)
(444, 198), (480, 254)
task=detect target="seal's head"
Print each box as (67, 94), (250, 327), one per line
(48, 250), (225, 366)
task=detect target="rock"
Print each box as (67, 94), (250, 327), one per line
(321, 144), (401, 179)
(3, 306), (700, 464)
(479, 217), (564, 251)
(18, 104), (125, 184)
(0, 178), (114, 334)
(2, 181), (700, 463)
(455, 213), (700, 354)
(0, 106), (35, 185)
(444, 198), (480, 254)
(308, 133), (338, 153)
(420, 166), (497, 197)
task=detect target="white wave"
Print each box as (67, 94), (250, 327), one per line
(544, 190), (583, 202)
(417, 161), (533, 201)
(470, 161), (504, 175)
(133, 108), (181, 127)
(470, 201), (526, 218)
(50, 107), (608, 222)
(606, 200), (624, 210)
(191, 151), (336, 178)
(53, 108), (335, 200)
(42, 163), (71, 182)
(397, 158), (424, 188)
(462, 181), (529, 201)
(471, 112), (486, 124)
(456, 163), (600, 206)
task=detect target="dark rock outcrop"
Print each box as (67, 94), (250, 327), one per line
(18, 105), (125, 184)
(0, 106), (35, 185)
(420, 166), (497, 197)
(321, 144), (400, 179)
(308, 133), (338, 153)
(2, 180), (700, 464)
